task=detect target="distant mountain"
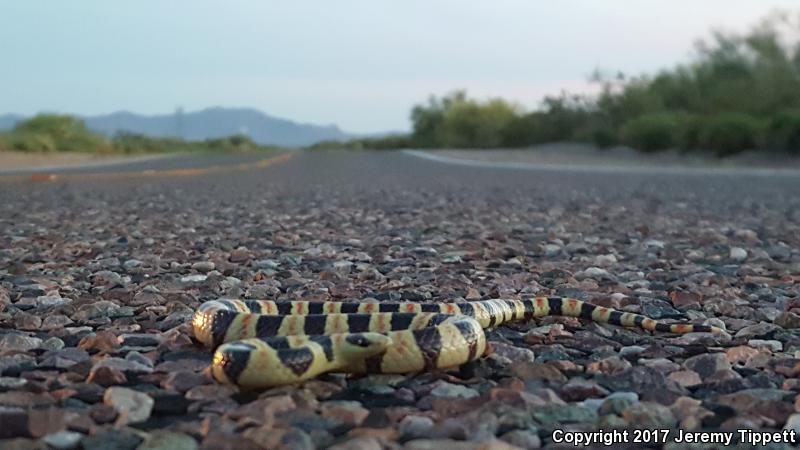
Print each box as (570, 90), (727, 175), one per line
(0, 114), (23, 131)
(0, 108), (354, 147)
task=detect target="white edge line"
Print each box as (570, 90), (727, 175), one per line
(402, 149), (800, 177)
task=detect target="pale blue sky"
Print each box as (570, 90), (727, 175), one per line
(1, 1), (797, 133)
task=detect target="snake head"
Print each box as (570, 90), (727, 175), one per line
(340, 332), (392, 360)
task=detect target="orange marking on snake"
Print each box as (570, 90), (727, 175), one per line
(295, 303), (304, 314)
(446, 304), (456, 314)
(395, 335), (406, 354)
(406, 304), (416, 313)
(364, 303), (375, 313)
(335, 315), (345, 332)
(567, 299), (579, 311)
(238, 314), (252, 339)
(327, 303), (337, 313)
(377, 313), (385, 331)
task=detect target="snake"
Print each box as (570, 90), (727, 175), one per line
(192, 297), (722, 389)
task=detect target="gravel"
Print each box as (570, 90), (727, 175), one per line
(0, 151), (799, 449)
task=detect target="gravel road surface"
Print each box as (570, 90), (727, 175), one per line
(1, 150), (799, 449)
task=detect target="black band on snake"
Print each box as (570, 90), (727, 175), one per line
(192, 297), (722, 389)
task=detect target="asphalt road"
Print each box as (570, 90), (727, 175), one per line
(2, 149), (798, 258)
(2, 150), (800, 447)
(0, 151), (273, 175)
(2, 149), (798, 211)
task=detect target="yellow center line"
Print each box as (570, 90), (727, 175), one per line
(0, 152), (295, 183)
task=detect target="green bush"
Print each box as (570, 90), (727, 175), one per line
(501, 113), (541, 147)
(307, 135), (412, 151)
(7, 132), (58, 152)
(1, 115), (279, 154)
(361, 135), (412, 150)
(307, 139), (361, 150)
(112, 132), (169, 153)
(675, 115), (705, 152)
(115, 132), (276, 153)
(439, 98), (517, 148)
(767, 110), (800, 154)
(620, 113), (685, 152)
(592, 128), (618, 148)
(572, 125), (618, 148)
(699, 113), (762, 156)
(11, 114), (111, 153)
(203, 134), (261, 152)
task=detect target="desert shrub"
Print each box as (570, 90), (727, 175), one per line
(533, 96), (592, 143)
(112, 132), (168, 153)
(203, 134), (260, 151)
(12, 114), (111, 152)
(7, 132), (58, 152)
(699, 113), (762, 156)
(501, 113), (542, 147)
(360, 135), (412, 149)
(1, 115), (278, 154)
(675, 114), (705, 152)
(307, 135), (412, 150)
(620, 113), (685, 152)
(572, 124), (618, 149)
(112, 132), (275, 153)
(306, 140), (361, 150)
(767, 110), (800, 154)
(591, 128), (618, 148)
(439, 98), (517, 148)
(410, 93), (451, 148)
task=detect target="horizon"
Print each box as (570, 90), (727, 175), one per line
(2, 1), (798, 134)
(0, 106), (348, 132)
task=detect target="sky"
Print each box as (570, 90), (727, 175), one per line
(1, 1), (798, 133)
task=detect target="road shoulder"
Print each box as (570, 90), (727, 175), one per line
(0, 151), (174, 174)
(404, 145), (800, 176)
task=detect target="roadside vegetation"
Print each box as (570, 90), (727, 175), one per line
(0, 114), (276, 154)
(317, 13), (800, 156)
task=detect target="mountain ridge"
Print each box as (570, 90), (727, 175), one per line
(0, 107), (354, 147)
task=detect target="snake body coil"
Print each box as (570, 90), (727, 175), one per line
(193, 297), (721, 389)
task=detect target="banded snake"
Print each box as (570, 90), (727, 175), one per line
(192, 297), (722, 389)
